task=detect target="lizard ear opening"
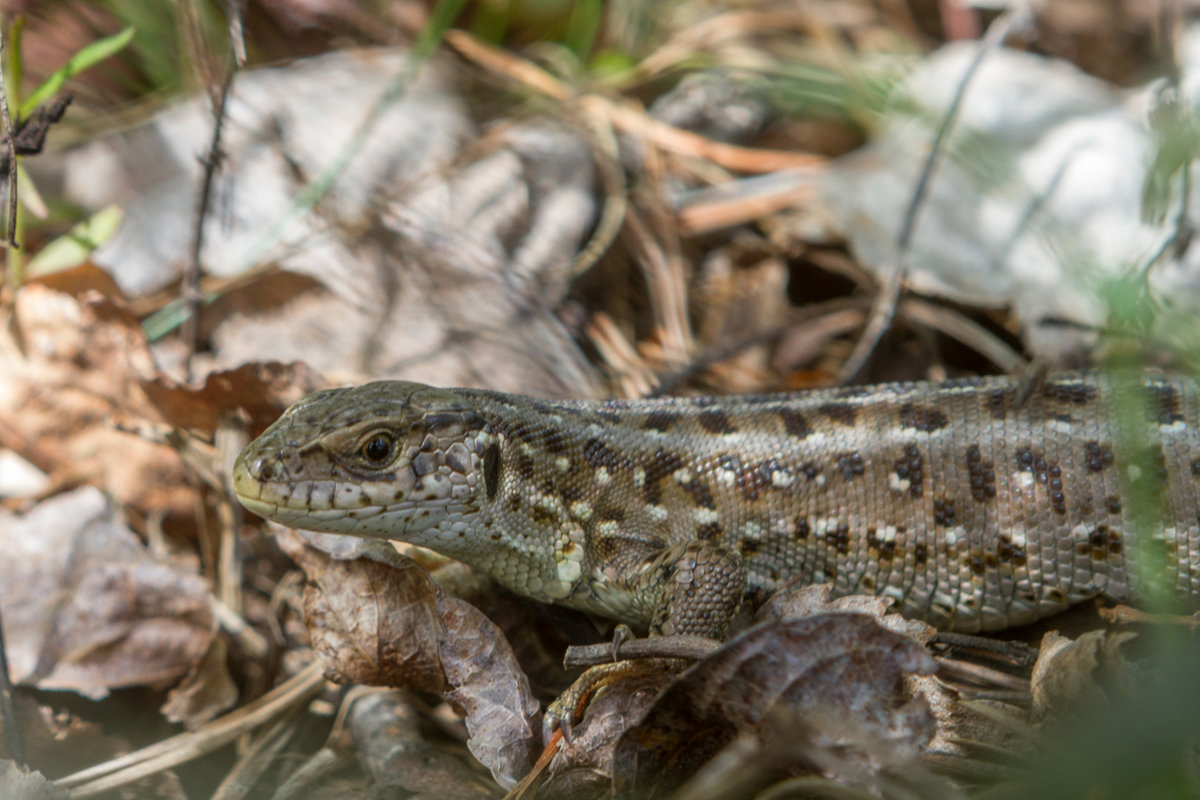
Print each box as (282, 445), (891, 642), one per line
(483, 443), (501, 500)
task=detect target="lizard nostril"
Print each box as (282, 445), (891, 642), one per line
(254, 457), (279, 482)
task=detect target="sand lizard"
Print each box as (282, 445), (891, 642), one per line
(232, 371), (1200, 637)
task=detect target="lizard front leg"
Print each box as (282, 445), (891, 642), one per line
(638, 541), (748, 638)
(545, 541), (747, 739)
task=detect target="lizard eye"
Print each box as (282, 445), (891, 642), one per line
(361, 434), (394, 464)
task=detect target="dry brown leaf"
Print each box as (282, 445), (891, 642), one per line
(0, 287), (191, 515)
(344, 690), (496, 799)
(276, 529), (540, 788)
(541, 670), (672, 797)
(757, 581), (937, 643)
(160, 636), (239, 729)
(138, 360), (326, 435)
(1030, 629), (1136, 722)
(0, 487), (215, 698)
(608, 614), (936, 799)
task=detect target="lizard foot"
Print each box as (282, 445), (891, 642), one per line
(542, 658), (685, 745)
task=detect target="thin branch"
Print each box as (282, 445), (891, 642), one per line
(0, 24), (18, 255)
(836, 4), (1033, 383)
(183, 64), (235, 376)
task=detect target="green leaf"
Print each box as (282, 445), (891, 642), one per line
(20, 27), (135, 118)
(25, 205), (123, 277)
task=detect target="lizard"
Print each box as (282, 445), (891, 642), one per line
(233, 370), (1200, 643)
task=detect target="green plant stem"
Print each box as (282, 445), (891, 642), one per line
(4, 15), (23, 290)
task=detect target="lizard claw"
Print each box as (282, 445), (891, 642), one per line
(542, 691), (580, 747)
(610, 623), (634, 662)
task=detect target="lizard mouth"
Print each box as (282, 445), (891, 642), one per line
(234, 479), (464, 537)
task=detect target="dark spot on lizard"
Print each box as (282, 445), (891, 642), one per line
(514, 451), (535, 480)
(819, 403), (858, 426)
(933, 497), (956, 526)
(682, 478), (717, 509)
(642, 477), (663, 506)
(426, 411), (487, 433)
(507, 494), (522, 512)
(504, 419), (541, 447)
(642, 409), (681, 433)
(965, 444), (997, 501)
(899, 403), (949, 432)
(987, 388), (1007, 420)
(913, 542), (929, 565)
(1085, 440), (1114, 472)
(1089, 525), (1113, 556)
(1047, 463), (1066, 514)
(642, 448), (684, 505)
(793, 517), (810, 540)
(1106, 495), (1122, 514)
(869, 529), (897, 562)
(540, 427), (569, 454)
(698, 409), (736, 434)
(777, 408), (812, 439)
(892, 444), (923, 498)
(646, 448), (684, 482)
(583, 438), (625, 469)
(539, 477), (556, 495)
(829, 523), (851, 554)
(740, 539), (762, 556)
(560, 484), (583, 503)
(1043, 381), (1097, 406)
(531, 505), (558, 526)
(737, 460), (774, 502)
(596, 410), (623, 424)
(596, 504), (625, 522)
(697, 522), (723, 540)
(835, 451), (865, 481)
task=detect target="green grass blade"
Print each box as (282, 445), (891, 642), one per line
(20, 26), (134, 117)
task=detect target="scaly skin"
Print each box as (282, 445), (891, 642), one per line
(233, 371), (1200, 635)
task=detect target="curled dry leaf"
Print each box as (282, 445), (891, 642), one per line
(757, 581), (937, 643)
(542, 670), (673, 797)
(0, 487), (215, 698)
(609, 614), (937, 800)
(1030, 629), (1136, 722)
(275, 529), (540, 788)
(758, 582), (1007, 759)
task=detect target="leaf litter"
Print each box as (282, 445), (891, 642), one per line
(3, 2), (1200, 798)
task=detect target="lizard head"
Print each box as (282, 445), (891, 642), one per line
(232, 381), (494, 538)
